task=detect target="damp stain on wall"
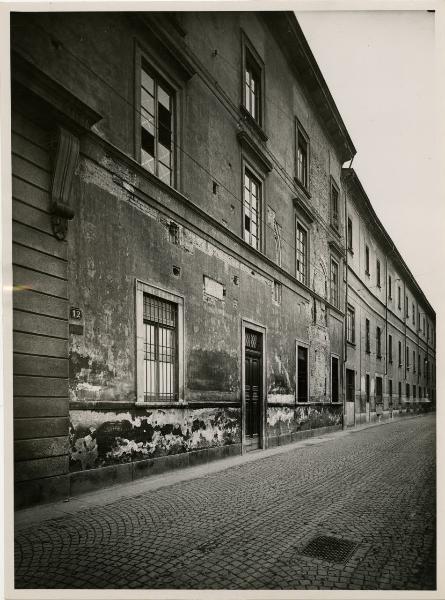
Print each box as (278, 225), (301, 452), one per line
(69, 407), (241, 471)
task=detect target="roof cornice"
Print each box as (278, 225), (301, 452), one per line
(342, 167), (435, 318)
(263, 12), (356, 164)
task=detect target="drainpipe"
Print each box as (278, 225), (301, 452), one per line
(343, 179), (349, 430)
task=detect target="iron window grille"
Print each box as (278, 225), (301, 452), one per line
(140, 59), (174, 186)
(243, 167), (261, 250)
(296, 222), (308, 285)
(143, 293), (178, 401)
(346, 305), (355, 344)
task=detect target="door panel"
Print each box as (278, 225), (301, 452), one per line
(244, 329), (262, 451)
(297, 346), (308, 402)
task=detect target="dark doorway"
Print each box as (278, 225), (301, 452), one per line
(346, 369), (355, 402)
(331, 356), (339, 403)
(297, 345), (308, 402)
(244, 329), (262, 451)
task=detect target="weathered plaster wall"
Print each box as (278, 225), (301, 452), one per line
(267, 404), (342, 439)
(70, 407), (241, 471)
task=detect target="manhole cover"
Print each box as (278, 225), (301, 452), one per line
(300, 535), (358, 563)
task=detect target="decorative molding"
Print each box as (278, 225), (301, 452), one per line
(237, 130), (273, 173)
(51, 127), (79, 240)
(328, 238), (345, 258)
(293, 196), (315, 224)
(11, 51), (102, 132)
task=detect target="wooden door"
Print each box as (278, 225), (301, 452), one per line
(244, 329), (262, 451)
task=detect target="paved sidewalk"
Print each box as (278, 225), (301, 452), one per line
(13, 413), (435, 590)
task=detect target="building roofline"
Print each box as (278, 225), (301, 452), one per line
(264, 12), (356, 164)
(342, 167), (435, 319)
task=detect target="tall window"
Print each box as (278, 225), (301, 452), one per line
(405, 295), (409, 318)
(347, 304), (355, 344)
(406, 383), (410, 399)
(423, 317), (425, 335)
(406, 345), (410, 369)
(418, 353), (421, 376)
(388, 275), (392, 299)
(388, 334), (393, 363)
(244, 49), (262, 124)
(366, 373), (370, 403)
(376, 259), (381, 288)
(296, 122), (309, 189)
(140, 60), (174, 186)
(389, 379), (393, 403)
(398, 381), (402, 401)
(347, 217), (353, 252)
(412, 303), (415, 325)
(365, 245), (370, 274)
(376, 326), (382, 358)
(330, 258), (339, 307)
(330, 180), (339, 230)
(143, 293), (178, 401)
(296, 222), (308, 284)
(243, 167), (261, 249)
(365, 319), (370, 353)
(398, 286), (401, 310)
(331, 356), (339, 403)
(413, 350), (416, 373)
(398, 340), (402, 367)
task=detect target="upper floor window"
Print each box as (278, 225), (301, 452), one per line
(346, 304), (355, 344)
(376, 326), (382, 358)
(330, 257), (339, 307)
(365, 245), (370, 275)
(406, 345), (410, 369)
(388, 275), (392, 299)
(296, 121), (309, 190)
(398, 340), (402, 367)
(388, 334), (393, 362)
(376, 259), (381, 288)
(365, 318), (370, 353)
(423, 317), (426, 335)
(296, 221), (308, 285)
(243, 166), (262, 250)
(347, 217), (353, 253)
(398, 286), (401, 310)
(330, 178), (340, 231)
(405, 295), (409, 318)
(140, 59), (174, 186)
(244, 52), (262, 124)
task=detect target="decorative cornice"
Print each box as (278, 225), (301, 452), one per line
(237, 130), (273, 173)
(51, 127), (79, 240)
(11, 51), (102, 133)
(328, 238), (345, 258)
(293, 196), (315, 224)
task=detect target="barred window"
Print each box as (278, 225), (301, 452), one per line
(143, 294), (178, 401)
(296, 222), (308, 285)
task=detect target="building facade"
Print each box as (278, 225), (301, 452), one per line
(10, 11), (436, 509)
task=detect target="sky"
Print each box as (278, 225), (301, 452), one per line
(296, 10), (440, 312)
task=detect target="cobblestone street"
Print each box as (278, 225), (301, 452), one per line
(14, 414), (436, 590)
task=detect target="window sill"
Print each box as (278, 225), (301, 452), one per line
(135, 400), (184, 408)
(240, 104), (268, 142)
(294, 177), (311, 200)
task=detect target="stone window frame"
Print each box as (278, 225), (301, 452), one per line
(134, 44), (182, 190)
(295, 218), (309, 286)
(241, 158), (265, 252)
(135, 279), (185, 406)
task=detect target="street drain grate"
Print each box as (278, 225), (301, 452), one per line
(300, 536), (358, 564)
